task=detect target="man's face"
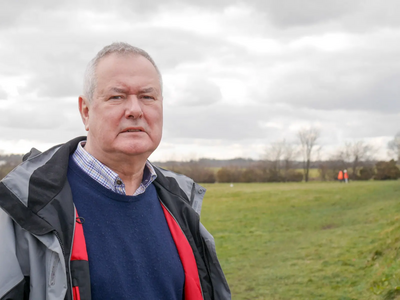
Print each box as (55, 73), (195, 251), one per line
(79, 53), (163, 161)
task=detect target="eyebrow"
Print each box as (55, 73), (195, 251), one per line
(139, 87), (157, 94)
(109, 87), (128, 94)
(107, 87), (158, 94)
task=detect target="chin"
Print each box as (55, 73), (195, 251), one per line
(116, 145), (155, 157)
(111, 139), (160, 156)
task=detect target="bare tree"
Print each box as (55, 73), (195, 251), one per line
(388, 132), (400, 162)
(282, 141), (297, 181)
(344, 140), (374, 179)
(265, 140), (286, 169)
(298, 127), (320, 182)
(264, 140), (298, 182)
(264, 140), (284, 180)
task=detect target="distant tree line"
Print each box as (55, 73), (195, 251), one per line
(159, 128), (400, 183)
(158, 158), (399, 183)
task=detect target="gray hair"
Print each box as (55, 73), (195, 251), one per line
(83, 42), (162, 102)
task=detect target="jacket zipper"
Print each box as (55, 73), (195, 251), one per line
(49, 252), (60, 286)
(68, 207), (77, 299)
(158, 198), (205, 300)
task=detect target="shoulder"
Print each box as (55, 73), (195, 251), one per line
(1, 136), (86, 207)
(151, 164), (206, 215)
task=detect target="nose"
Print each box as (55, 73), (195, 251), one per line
(125, 96), (143, 119)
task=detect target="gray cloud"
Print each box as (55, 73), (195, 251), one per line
(164, 102), (400, 145)
(170, 77), (222, 107)
(251, 37), (400, 114)
(267, 71), (400, 114)
(0, 20), (240, 99)
(0, 87), (7, 100)
(0, 98), (79, 130)
(0, 0), (61, 28)
(259, 0), (361, 28)
(164, 103), (289, 141)
(2, 0), (400, 33)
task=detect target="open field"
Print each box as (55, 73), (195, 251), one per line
(200, 181), (400, 300)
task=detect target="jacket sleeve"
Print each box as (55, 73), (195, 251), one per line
(200, 223), (231, 300)
(0, 209), (28, 300)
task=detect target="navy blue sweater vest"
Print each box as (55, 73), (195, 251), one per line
(67, 159), (185, 300)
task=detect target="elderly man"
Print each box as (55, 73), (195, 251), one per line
(0, 43), (230, 300)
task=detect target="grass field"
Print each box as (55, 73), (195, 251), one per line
(200, 181), (400, 300)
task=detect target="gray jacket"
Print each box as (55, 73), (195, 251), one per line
(0, 137), (231, 300)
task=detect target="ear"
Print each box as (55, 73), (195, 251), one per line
(79, 96), (90, 131)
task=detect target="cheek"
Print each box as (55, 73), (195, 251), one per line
(146, 109), (163, 139)
(150, 113), (163, 132)
(154, 118), (163, 141)
(90, 113), (117, 137)
(97, 110), (122, 128)
(145, 104), (162, 121)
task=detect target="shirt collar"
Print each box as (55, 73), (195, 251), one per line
(72, 141), (157, 196)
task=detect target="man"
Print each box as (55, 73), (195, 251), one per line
(0, 42), (230, 300)
(337, 170), (343, 182)
(343, 169), (349, 183)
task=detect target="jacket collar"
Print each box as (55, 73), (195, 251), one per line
(153, 166), (206, 215)
(26, 136), (85, 213)
(0, 137), (85, 236)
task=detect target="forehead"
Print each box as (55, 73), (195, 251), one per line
(95, 53), (161, 91)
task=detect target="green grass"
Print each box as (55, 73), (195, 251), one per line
(200, 181), (400, 300)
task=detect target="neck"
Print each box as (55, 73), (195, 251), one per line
(83, 143), (148, 195)
(113, 166), (145, 195)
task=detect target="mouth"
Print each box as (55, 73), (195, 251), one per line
(121, 127), (145, 133)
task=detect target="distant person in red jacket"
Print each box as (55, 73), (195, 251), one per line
(344, 169), (349, 183)
(338, 170), (344, 182)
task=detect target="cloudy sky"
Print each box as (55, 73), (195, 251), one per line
(0, 0), (399, 161)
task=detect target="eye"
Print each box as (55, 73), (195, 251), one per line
(109, 95), (123, 100)
(141, 95), (156, 100)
